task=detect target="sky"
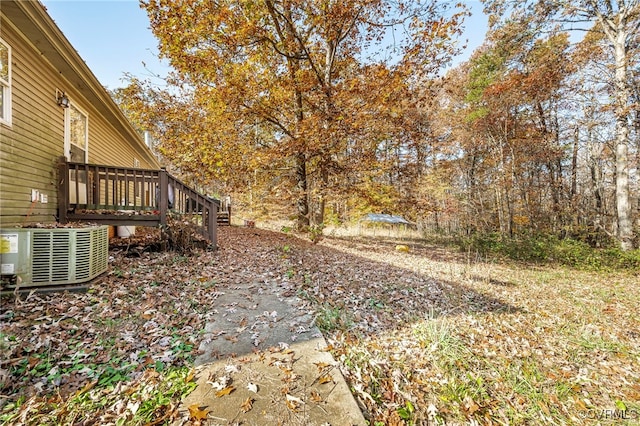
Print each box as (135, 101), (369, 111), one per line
(41, 0), (171, 90)
(40, 0), (488, 90)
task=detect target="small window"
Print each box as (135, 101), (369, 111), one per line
(65, 102), (88, 162)
(0, 37), (12, 126)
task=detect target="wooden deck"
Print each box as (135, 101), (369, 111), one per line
(57, 158), (230, 248)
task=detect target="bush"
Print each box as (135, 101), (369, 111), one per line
(162, 215), (209, 253)
(456, 232), (640, 271)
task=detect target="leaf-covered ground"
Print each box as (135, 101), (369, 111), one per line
(1, 226), (638, 425)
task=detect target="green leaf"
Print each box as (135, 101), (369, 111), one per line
(615, 400), (626, 411)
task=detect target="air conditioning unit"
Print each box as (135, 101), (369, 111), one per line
(0, 225), (108, 289)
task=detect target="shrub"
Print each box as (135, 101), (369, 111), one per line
(456, 232), (640, 271)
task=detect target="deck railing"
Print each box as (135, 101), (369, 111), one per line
(57, 158), (221, 246)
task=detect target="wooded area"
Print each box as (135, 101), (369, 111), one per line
(116, 0), (639, 250)
(3, 2), (639, 425)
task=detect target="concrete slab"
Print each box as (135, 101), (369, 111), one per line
(179, 337), (366, 425)
(194, 280), (316, 364)
(175, 273), (366, 425)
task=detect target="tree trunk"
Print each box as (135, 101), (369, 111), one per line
(310, 38), (338, 227)
(594, 4), (634, 250)
(569, 125), (580, 231)
(295, 152), (309, 230)
(611, 26), (633, 250)
(570, 125), (578, 200)
(311, 156), (329, 226)
(589, 137), (603, 215)
(294, 83), (309, 230)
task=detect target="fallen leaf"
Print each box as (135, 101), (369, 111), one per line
(240, 397), (254, 413)
(285, 394), (304, 411)
(188, 404), (210, 421)
(285, 394), (304, 404)
(318, 375), (333, 384)
(286, 398), (299, 412)
(28, 357), (40, 369)
(310, 390), (323, 403)
(225, 364), (240, 374)
(225, 335), (239, 343)
(73, 380), (98, 397)
(574, 398), (587, 410)
(247, 382), (259, 393)
(314, 362), (330, 371)
(207, 376), (229, 391)
(464, 396), (479, 414)
(215, 386), (235, 397)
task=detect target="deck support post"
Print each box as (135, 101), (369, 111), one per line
(208, 200), (217, 249)
(159, 168), (168, 228)
(57, 157), (69, 224)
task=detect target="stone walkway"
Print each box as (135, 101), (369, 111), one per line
(174, 274), (366, 425)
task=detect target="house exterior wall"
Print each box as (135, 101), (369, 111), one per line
(0, 2), (160, 228)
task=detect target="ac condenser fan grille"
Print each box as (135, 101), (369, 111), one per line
(30, 226), (108, 285)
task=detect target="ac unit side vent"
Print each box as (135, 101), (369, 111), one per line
(29, 226), (108, 286)
(91, 228), (109, 276)
(75, 232), (91, 281)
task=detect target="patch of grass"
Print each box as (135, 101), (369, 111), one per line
(98, 363), (134, 387)
(573, 330), (628, 354)
(438, 372), (491, 412)
(366, 298), (385, 310)
(396, 400), (415, 424)
(413, 316), (467, 366)
(315, 303), (353, 332)
(295, 288), (313, 303)
(280, 226), (292, 234)
(171, 255), (189, 264)
(171, 336), (195, 363)
(308, 224), (324, 243)
(0, 367), (197, 425)
(500, 360), (570, 423)
(340, 346), (387, 404)
(0, 332), (16, 350)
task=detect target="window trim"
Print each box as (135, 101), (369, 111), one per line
(64, 101), (89, 163)
(0, 37), (12, 127)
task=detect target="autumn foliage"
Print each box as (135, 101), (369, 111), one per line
(116, 0), (639, 248)
(119, 0), (466, 229)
